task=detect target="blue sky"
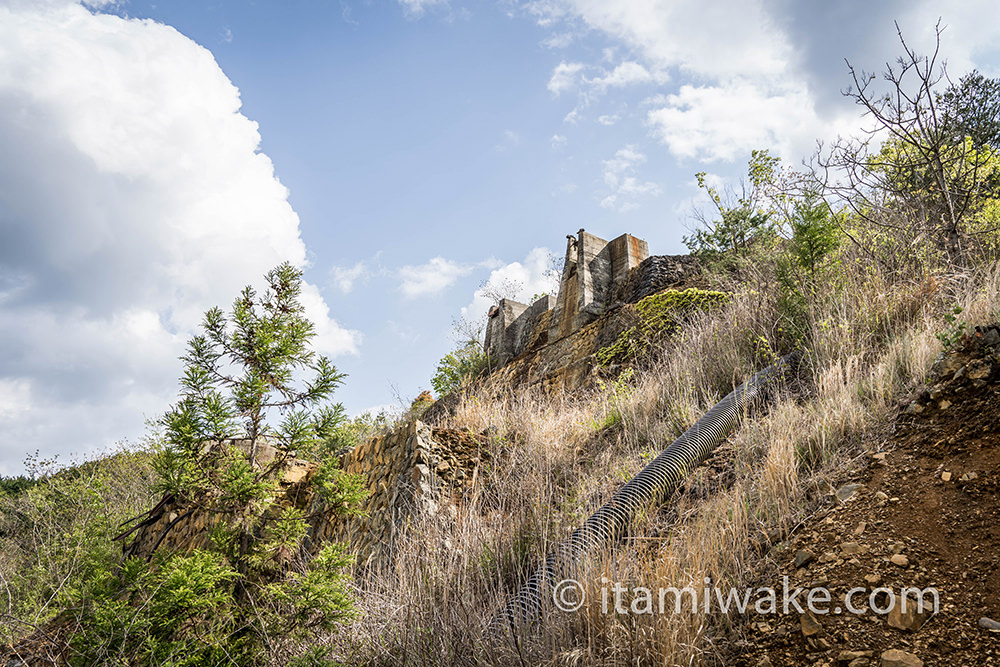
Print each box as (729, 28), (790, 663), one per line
(1, 0), (999, 474)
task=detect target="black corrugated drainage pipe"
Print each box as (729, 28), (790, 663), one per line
(491, 353), (796, 638)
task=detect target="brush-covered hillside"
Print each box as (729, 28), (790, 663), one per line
(4, 30), (1000, 667)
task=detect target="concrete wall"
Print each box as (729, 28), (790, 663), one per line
(513, 294), (555, 357)
(485, 299), (529, 362)
(609, 234), (649, 287)
(483, 230), (663, 374)
(550, 234), (580, 341)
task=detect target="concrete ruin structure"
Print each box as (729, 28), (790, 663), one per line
(484, 230), (649, 365)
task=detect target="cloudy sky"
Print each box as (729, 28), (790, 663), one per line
(1, 0), (999, 474)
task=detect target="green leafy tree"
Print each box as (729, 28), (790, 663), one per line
(684, 149), (781, 262)
(787, 194), (843, 288)
(776, 193), (844, 336)
(159, 262), (347, 474)
(431, 340), (492, 397)
(940, 70), (1000, 150)
(818, 21), (1000, 266)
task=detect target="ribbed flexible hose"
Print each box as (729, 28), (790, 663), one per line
(492, 353), (795, 635)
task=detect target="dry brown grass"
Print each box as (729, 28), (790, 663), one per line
(329, 258), (1000, 666)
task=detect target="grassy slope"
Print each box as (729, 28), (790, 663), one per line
(335, 254), (1000, 666)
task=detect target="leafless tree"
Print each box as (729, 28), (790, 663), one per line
(815, 20), (997, 268)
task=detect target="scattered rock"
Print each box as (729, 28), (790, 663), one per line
(795, 549), (816, 568)
(938, 399), (952, 410)
(756, 657), (773, 667)
(841, 541), (861, 555)
(931, 352), (963, 377)
(853, 521), (867, 536)
(838, 650), (874, 663)
(966, 360), (991, 380)
(904, 402), (924, 415)
(865, 573), (881, 585)
(959, 471), (978, 482)
(887, 593), (933, 632)
(979, 616), (1000, 631)
(940, 471), (952, 482)
(875, 491), (889, 502)
(836, 483), (863, 503)
(890, 554), (910, 568)
(838, 650), (873, 660)
(880, 648), (923, 667)
(801, 611), (824, 638)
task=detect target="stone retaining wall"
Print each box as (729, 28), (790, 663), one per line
(313, 420), (487, 567)
(121, 424), (487, 570)
(614, 254), (703, 304)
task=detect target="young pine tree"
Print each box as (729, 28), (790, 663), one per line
(146, 262), (364, 662)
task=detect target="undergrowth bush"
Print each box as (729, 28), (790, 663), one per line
(0, 446), (159, 647)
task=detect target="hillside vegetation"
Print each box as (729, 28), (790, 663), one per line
(3, 26), (1000, 667)
(333, 31), (1000, 666)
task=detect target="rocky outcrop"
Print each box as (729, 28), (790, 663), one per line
(119, 423), (487, 570)
(485, 305), (636, 393)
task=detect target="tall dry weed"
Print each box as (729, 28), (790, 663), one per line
(331, 253), (1000, 666)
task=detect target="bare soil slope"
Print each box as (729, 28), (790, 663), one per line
(733, 327), (1000, 666)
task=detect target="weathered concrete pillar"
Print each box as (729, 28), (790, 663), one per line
(510, 294), (555, 357)
(484, 298), (529, 364)
(574, 229), (612, 329)
(608, 233), (649, 287)
(542, 229), (652, 344)
(550, 234), (581, 341)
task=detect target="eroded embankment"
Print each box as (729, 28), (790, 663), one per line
(729, 326), (1000, 667)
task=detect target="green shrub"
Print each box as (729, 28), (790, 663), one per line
(1, 264), (365, 665)
(68, 550), (245, 666)
(431, 340), (493, 397)
(0, 447), (159, 646)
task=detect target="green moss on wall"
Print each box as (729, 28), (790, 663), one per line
(596, 288), (730, 366)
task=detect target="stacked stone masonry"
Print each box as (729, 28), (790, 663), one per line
(315, 420), (487, 567)
(122, 424), (487, 571)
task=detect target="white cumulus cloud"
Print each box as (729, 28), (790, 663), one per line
(329, 261), (371, 293)
(0, 1), (359, 474)
(397, 0), (449, 18)
(586, 61), (662, 92)
(398, 257), (473, 297)
(646, 80), (825, 162)
(460, 247), (559, 326)
(548, 61), (586, 95)
(600, 145), (661, 211)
